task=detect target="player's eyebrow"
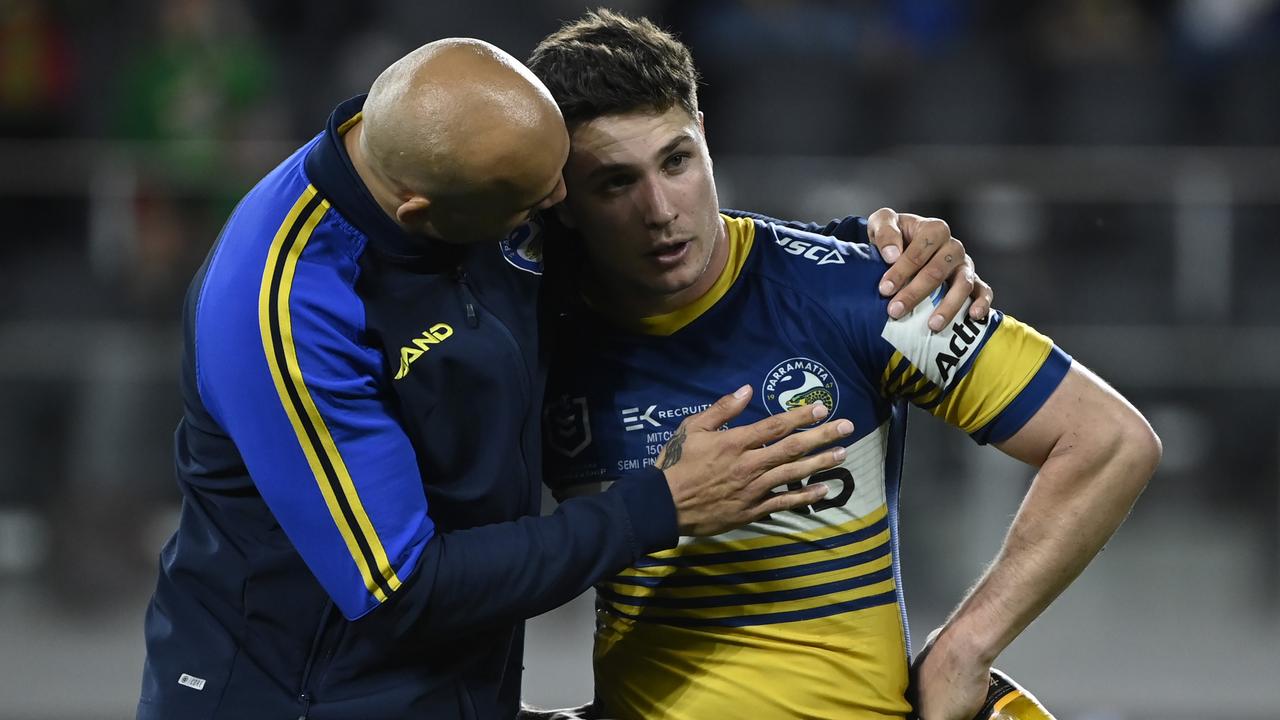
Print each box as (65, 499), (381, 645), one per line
(584, 131), (696, 182)
(650, 132), (695, 163)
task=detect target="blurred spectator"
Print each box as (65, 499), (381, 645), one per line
(1176, 0), (1278, 53)
(30, 0), (288, 609)
(112, 0), (279, 184)
(1172, 0), (1280, 144)
(0, 0), (75, 137)
(0, 1), (80, 527)
(106, 0), (286, 317)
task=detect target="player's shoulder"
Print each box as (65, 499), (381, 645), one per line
(744, 217), (889, 305)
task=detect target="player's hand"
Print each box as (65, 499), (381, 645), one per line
(658, 385), (854, 536)
(909, 628), (990, 720)
(867, 208), (994, 332)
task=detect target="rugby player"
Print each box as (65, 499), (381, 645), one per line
(530, 11), (1160, 720)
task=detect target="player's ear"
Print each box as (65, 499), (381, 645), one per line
(696, 111), (711, 167)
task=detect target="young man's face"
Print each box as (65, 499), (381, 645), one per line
(557, 106), (724, 312)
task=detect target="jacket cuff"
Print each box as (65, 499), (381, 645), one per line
(612, 468), (679, 554)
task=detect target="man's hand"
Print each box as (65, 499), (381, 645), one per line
(658, 385), (853, 536)
(910, 629), (990, 720)
(867, 208), (994, 332)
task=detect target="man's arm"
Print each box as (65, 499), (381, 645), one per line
(913, 364), (1161, 719)
(861, 280), (1158, 718)
(380, 388), (847, 639)
(211, 285), (840, 636)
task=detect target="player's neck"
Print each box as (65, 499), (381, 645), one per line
(594, 216), (731, 321)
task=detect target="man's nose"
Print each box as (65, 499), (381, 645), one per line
(639, 178), (676, 228)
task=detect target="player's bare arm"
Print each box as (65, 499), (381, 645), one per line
(867, 209), (995, 331)
(913, 365), (1161, 720)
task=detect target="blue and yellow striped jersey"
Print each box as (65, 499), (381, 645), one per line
(544, 214), (1071, 719)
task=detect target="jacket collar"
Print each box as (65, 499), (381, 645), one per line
(304, 94), (460, 265)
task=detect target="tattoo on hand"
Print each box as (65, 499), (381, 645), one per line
(659, 428), (687, 470)
(945, 254), (954, 263)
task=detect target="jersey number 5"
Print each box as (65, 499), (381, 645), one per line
(787, 467), (854, 515)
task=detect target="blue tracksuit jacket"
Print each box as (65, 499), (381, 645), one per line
(137, 95), (677, 720)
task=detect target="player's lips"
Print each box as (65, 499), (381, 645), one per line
(648, 240), (691, 267)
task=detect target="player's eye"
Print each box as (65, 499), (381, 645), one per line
(599, 174), (634, 193)
(665, 152), (691, 171)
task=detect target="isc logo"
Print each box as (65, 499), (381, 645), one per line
(394, 323), (454, 380)
(776, 235), (846, 265)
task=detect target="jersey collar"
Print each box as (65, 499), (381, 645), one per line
(592, 214), (756, 336)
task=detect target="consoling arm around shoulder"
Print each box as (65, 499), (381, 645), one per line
(201, 245), (678, 637)
(926, 362), (1161, 670)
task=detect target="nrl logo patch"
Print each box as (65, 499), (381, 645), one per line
(545, 395), (592, 458)
(762, 357), (838, 423)
(500, 218), (544, 275)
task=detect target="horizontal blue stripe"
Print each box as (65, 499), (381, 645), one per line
(634, 515), (890, 569)
(971, 345), (1072, 446)
(601, 565), (894, 610)
(603, 588), (899, 628)
(609, 539), (891, 589)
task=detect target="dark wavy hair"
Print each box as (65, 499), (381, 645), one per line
(527, 8), (700, 129)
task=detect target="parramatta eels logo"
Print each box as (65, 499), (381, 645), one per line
(499, 218), (544, 275)
(762, 357), (838, 422)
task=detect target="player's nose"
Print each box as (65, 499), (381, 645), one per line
(639, 177), (677, 228)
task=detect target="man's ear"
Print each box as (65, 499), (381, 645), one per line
(555, 201), (577, 229)
(696, 111), (711, 167)
(395, 195), (432, 227)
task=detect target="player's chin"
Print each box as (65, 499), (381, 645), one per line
(649, 269), (701, 296)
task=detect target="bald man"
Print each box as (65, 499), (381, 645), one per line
(349, 39), (570, 244)
(135, 38), (881, 720)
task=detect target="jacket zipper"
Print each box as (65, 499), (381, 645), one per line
(454, 267), (480, 328)
(296, 600), (334, 719)
(454, 266), (534, 508)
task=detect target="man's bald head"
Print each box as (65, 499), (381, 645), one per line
(361, 38), (567, 203)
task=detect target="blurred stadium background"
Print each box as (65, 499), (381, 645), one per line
(1, 0), (1277, 718)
